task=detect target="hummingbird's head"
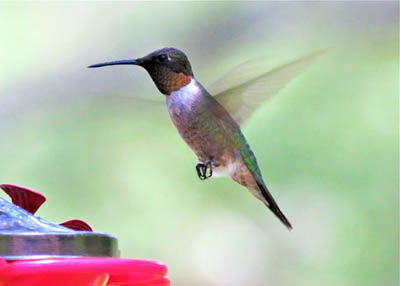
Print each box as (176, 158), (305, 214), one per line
(88, 47), (194, 95)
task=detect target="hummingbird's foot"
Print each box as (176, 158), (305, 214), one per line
(196, 161), (213, 180)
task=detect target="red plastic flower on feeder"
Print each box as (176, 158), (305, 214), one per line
(0, 184), (169, 286)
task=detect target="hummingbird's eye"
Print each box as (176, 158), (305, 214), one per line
(157, 54), (169, 63)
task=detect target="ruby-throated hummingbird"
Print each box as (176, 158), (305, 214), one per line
(89, 47), (323, 229)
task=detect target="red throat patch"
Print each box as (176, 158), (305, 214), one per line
(163, 72), (191, 95)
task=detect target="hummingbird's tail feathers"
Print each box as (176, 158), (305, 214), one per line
(257, 182), (292, 230)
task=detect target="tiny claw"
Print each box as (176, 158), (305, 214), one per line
(196, 164), (206, 180)
(205, 161), (213, 178)
(195, 161), (213, 180)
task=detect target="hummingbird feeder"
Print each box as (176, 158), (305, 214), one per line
(0, 184), (169, 286)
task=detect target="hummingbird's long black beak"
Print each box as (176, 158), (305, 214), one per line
(88, 59), (141, 68)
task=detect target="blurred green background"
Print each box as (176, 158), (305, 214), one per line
(0, 2), (398, 285)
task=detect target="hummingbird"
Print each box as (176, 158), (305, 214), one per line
(89, 48), (323, 229)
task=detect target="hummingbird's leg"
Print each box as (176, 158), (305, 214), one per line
(204, 161), (213, 178)
(196, 163), (207, 180)
(195, 161), (213, 180)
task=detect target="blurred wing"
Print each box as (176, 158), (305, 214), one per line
(210, 51), (325, 125)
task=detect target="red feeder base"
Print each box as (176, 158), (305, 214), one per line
(0, 257), (169, 286)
